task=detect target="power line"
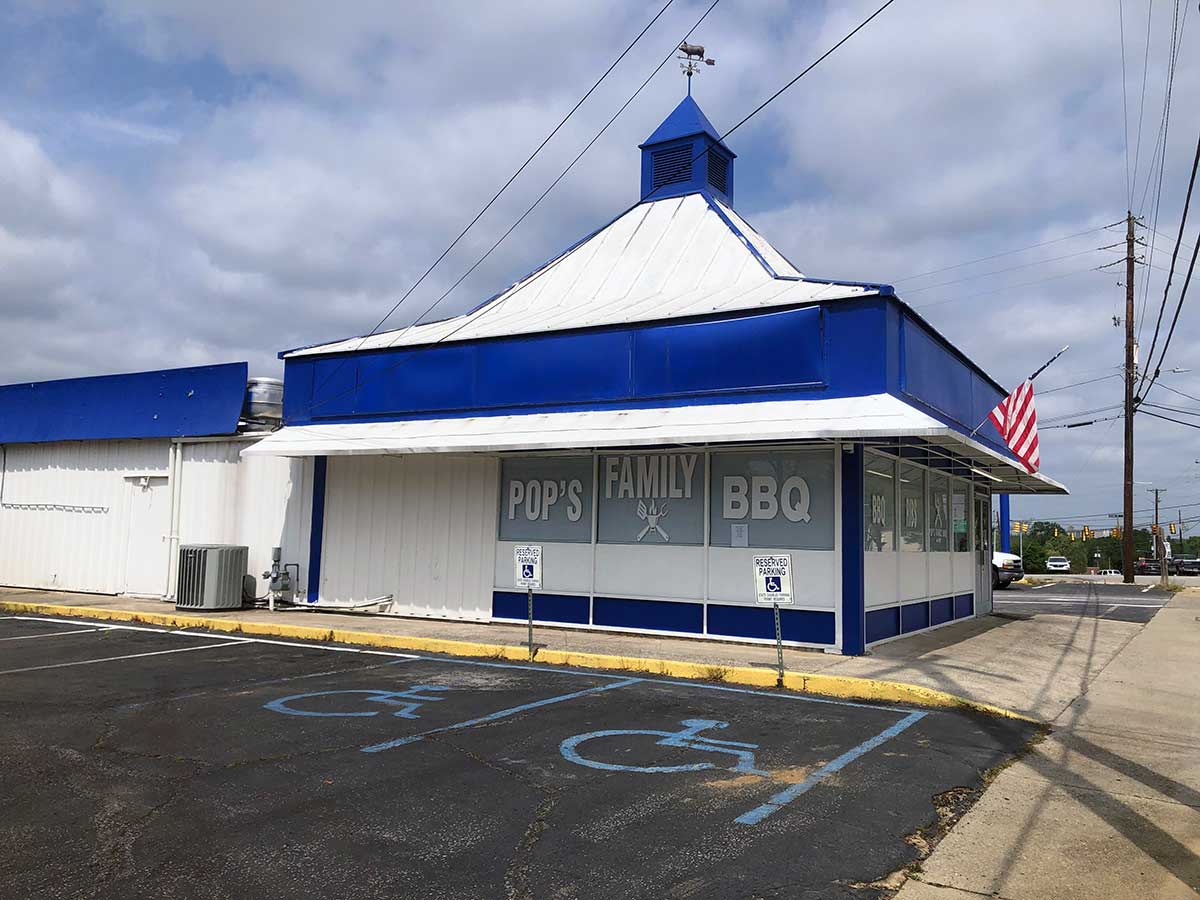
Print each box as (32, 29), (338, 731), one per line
(643, 0), (900, 202)
(307, 0), (897, 416)
(895, 244), (1113, 294)
(305, 0), (726, 415)
(909, 264), (1107, 310)
(1137, 122), (1200, 398)
(1130, 0), (1153, 189)
(894, 222), (1120, 282)
(1118, 0), (1132, 206)
(1038, 373), (1122, 395)
(308, 0), (679, 398)
(1140, 408), (1200, 429)
(1148, 380), (1200, 404)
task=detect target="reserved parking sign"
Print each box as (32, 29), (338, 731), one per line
(514, 545), (543, 590)
(753, 554), (793, 605)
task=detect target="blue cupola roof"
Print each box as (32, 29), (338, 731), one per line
(638, 96), (736, 205)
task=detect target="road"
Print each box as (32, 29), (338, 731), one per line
(992, 581), (1171, 623)
(0, 613), (1035, 900)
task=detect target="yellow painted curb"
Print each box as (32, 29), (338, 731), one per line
(1, 600), (1037, 722)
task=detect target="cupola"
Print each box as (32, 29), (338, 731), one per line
(638, 96), (736, 205)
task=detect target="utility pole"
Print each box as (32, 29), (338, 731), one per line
(1147, 487), (1167, 586)
(1122, 211), (1137, 584)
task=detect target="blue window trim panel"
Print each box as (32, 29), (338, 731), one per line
(593, 596), (704, 634)
(706, 604), (835, 645)
(492, 591), (590, 626)
(953, 593), (975, 619)
(0, 362), (248, 444)
(865, 607), (901, 644)
(281, 298), (895, 427)
(930, 596), (955, 627)
(900, 600), (931, 634)
(306, 456), (327, 604)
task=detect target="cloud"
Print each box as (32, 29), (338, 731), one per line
(0, 0), (1198, 523)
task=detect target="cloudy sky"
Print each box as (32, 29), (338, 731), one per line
(1, 0), (1198, 526)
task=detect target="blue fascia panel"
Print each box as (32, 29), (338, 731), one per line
(493, 591), (590, 625)
(283, 301), (882, 426)
(865, 607), (901, 644)
(593, 596), (703, 634)
(0, 362), (247, 444)
(706, 604), (835, 644)
(841, 444), (866, 655)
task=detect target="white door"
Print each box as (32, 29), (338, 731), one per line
(123, 476), (170, 597)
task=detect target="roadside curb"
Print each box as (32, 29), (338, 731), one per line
(2, 600), (1038, 722)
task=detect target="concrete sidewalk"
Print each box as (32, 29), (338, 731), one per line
(898, 589), (1200, 899)
(0, 585), (1141, 721)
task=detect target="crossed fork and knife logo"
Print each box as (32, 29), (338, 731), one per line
(635, 500), (670, 542)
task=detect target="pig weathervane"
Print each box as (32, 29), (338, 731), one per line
(678, 42), (715, 94)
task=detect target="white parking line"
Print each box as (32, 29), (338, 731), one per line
(5, 616), (420, 659)
(0, 628), (103, 641)
(1031, 583), (1055, 590)
(994, 598), (1165, 608)
(0, 641), (244, 676)
(1141, 585), (1154, 593)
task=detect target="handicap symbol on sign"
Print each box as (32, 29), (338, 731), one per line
(522, 564), (535, 579)
(765, 576), (781, 593)
(560, 718), (766, 776)
(263, 686), (449, 719)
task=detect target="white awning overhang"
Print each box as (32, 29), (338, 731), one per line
(242, 394), (1066, 495)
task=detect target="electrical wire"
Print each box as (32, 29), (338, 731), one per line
(1130, 0), (1153, 189)
(308, 0), (678, 399)
(1140, 408), (1200, 429)
(1038, 373), (1122, 395)
(893, 222), (1121, 283)
(303, 0), (725, 415)
(909, 264), (1108, 310)
(1118, 0), (1132, 206)
(1137, 122), (1200, 398)
(895, 244), (1114, 294)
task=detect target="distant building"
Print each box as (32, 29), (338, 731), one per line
(245, 96), (1066, 654)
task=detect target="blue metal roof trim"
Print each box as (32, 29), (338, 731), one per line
(638, 96), (734, 155)
(0, 362), (248, 444)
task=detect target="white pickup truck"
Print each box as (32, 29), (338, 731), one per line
(992, 551), (1023, 589)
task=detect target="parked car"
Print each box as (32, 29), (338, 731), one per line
(1046, 556), (1071, 573)
(1134, 557), (1162, 575)
(992, 551), (1023, 589)
(1097, 568), (1122, 576)
(1172, 555), (1200, 576)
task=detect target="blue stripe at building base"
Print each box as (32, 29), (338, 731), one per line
(930, 596), (954, 626)
(594, 597), (703, 634)
(706, 604), (835, 645)
(492, 592), (590, 625)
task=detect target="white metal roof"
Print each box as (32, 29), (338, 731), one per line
(285, 193), (879, 357)
(241, 394), (1066, 495)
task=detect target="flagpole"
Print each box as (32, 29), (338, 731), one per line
(969, 345), (1070, 437)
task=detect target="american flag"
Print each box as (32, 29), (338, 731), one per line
(989, 380), (1040, 474)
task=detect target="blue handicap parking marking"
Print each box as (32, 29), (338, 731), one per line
(560, 718), (767, 776)
(765, 576), (781, 593)
(521, 563), (535, 579)
(264, 685), (449, 719)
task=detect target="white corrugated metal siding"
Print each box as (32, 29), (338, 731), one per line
(0, 439), (170, 594)
(319, 455), (498, 619)
(175, 440), (309, 597)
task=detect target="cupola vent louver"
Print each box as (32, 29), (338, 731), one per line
(651, 145), (693, 190)
(706, 151), (729, 195)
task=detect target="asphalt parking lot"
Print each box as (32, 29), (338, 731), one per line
(993, 580), (1171, 623)
(0, 615), (1036, 900)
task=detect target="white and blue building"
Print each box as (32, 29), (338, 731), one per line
(245, 97), (1066, 655)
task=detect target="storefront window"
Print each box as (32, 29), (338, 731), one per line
(597, 452), (704, 545)
(709, 449), (835, 550)
(928, 473), (950, 551)
(864, 454), (895, 552)
(499, 456), (594, 543)
(952, 482), (970, 552)
(899, 462), (925, 551)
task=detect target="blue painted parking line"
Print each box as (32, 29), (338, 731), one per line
(361, 677), (642, 753)
(734, 710), (928, 826)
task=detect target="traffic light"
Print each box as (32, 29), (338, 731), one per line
(1152, 524), (1160, 536)
(1170, 522), (1177, 535)
(1054, 528), (1060, 537)
(1070, 531), (1076, 542)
